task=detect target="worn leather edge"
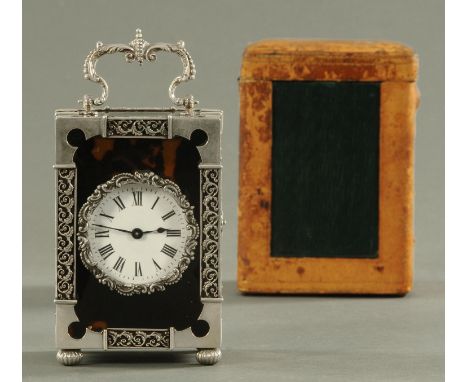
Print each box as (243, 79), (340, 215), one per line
(240, 40), (418, 82)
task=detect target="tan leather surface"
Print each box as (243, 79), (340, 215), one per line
(238, 40), (418, 295)
(241, 40), (418, 82)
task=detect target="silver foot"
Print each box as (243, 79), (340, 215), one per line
(56, 349), (83, 366)
(196, 348), (222, 365)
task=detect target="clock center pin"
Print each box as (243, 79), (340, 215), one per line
(131, 228), (143, 239)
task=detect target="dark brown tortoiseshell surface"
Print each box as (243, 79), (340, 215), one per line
(73, 136), (203, 332)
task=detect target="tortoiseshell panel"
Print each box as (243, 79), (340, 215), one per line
(73, 136), (203, 331)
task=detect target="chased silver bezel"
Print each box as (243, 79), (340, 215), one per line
(77, 170), (199, 296)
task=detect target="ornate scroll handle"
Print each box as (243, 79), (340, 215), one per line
(80, 29), (198, 113)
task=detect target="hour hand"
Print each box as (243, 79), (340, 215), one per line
(143, 228), (182, 237)
(142, 227), (167, 234)
(93, 224), (133, 234)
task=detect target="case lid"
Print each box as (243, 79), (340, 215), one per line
(240, 40), (418, 82)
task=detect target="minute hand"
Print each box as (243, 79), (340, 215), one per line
(93, 224), (133, 234)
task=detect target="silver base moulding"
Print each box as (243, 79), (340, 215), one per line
(56, 349), (84, 366)
(196, 348), (222, 365)
(55, 348), (221, 366)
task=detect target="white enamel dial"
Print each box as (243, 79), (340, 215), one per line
(78, 172), (198, 295)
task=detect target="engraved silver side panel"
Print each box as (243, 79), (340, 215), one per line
(105, 328), (171, 349)
(200, 166), (222, 299)
(55, 167), (76, 300)
(106, 118), (168, 138)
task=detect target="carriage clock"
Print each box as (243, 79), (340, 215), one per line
(54, 29), (223, 366)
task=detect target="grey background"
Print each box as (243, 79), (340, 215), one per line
(23, 0), (444, 380)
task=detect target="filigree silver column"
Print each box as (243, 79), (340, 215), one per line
(200, 168), (221, 299)
(56, 167), (76, 300)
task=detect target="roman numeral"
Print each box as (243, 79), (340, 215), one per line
(134, 262), (142, 277)
(161, 243), (177, 258)
(98, 244), (114, 259)
(152, 259), (162, 270)
(151, 197), (160, 210)
(166, 229), (181, 237)
(95, 230), (109, 238)
(113, 256), (126, 272)
(133, 191), (142, 206)
(161, 210), (175, 221)
(113, 196), (125, 210)
(99, 213), (114, 221)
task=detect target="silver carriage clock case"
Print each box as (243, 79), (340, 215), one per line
(54, 29), (222, 366)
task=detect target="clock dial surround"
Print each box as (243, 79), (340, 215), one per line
(77, 171), (199, 296)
